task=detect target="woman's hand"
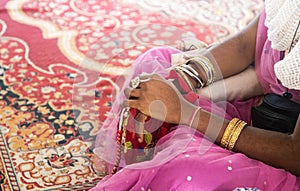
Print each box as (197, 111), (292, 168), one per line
(123, 74), (197, 125)
(133, 112), (148, 143)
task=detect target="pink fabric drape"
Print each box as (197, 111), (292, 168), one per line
(92, 9), (300, 191)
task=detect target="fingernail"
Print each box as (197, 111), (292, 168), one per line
(138, 137), (143, 143)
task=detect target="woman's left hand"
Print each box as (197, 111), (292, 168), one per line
(123, 74), (197, 125)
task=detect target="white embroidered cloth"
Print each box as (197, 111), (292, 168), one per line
(265, 0), (300, 90)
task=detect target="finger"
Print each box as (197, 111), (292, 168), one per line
(138, 73), (153, 83)
(171, 53), (186, 66)
(183, 49), (200, 59)
(139, 73), (153, 80)
(176, 40), (185, 51)
(134, 112), (148, 143)
(122, 100), (139, 110)
(124, 87), (140, 99)
(151, 74), (164, 80)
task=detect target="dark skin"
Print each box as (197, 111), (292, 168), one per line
(123, 15), (300, 176)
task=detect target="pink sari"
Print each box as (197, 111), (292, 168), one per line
(91, 10), (300, 191)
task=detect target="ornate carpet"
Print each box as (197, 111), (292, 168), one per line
(0, 0), (263, 190)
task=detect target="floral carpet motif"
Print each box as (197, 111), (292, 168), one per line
(0, 0), (263, 190)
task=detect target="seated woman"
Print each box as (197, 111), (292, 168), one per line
(91, 0), (300, 190)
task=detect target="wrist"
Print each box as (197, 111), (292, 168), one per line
(187, 62), (207, 86)
(180, 102), (200, 127)
(185, 71), (201, 89)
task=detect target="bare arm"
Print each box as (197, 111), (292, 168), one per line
(189, 14), (300, 175)
(125, 74), (300, 176)
(125, 13), (300, 176)
(182, 15), (259, 89)
(197, 66), (263, 102)
(205, 15), (259, 80)
(235, 116), (300, 176)
(190, 105), (300, 176)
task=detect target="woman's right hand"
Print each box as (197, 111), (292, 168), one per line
(134, 111), (148, 143)
(123, 74), (198, 126)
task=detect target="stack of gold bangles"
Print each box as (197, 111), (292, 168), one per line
(220, 118), (247, 150)
(174, 55), (215, 92)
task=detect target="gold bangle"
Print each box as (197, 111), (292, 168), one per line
(227, 120), (247, 151)
(220, 118), (239, 148)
